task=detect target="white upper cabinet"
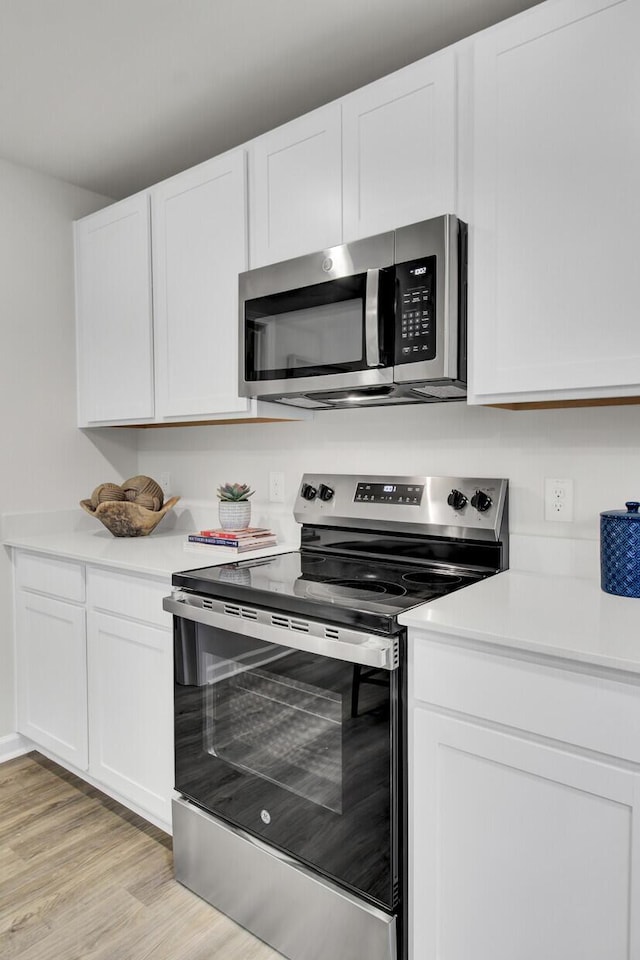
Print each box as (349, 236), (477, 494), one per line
(470, 0), (640, 405)
(74, 153), (307, 425)
(249, 104), (343, 267)
(152, 151), (250, 419)
(342, 51), (457, 242)
(75, 194), (154, 425)
(249, 47), (458, 267)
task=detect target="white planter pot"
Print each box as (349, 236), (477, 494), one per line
(218, 501), (251, 531)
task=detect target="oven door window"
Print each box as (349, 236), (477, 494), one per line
(174, 618), (398, 910)
(244, 272), (391, 381)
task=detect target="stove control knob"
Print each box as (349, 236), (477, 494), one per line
(318, 484), (335, 503)
(447, 489), (468, 511)
(301, 483), (318, 501)
(471, 489), (492, 513)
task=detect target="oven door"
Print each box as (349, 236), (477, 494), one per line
(167, 594), (401, 912)
(239, 231), (396, 400)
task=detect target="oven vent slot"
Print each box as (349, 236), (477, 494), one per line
(222, 602), (258, 621)
(391, 640), (400, 669)
(325, 626), (340, 641)
(392, 878), (400, 908)
(270, 614), (310, 633)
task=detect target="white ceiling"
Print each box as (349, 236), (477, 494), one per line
(0, 0), (541, 200)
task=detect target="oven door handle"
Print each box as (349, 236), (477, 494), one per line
(163, 594), (398, 670)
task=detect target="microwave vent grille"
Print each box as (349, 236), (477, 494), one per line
(410, 383), (466, 400)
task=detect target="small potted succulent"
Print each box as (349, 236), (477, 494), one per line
(217, 482), (255, 531)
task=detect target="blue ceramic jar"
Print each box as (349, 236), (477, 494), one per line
(600, 501), (640, 597)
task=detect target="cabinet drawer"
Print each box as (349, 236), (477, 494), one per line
(87, 566), (170, 628)
(413, 635), (640, 764)
(15, 551), (85, 603)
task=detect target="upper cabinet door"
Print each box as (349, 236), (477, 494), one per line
(152, 151), (250, 419)
(74, 195), (154, 425)
(471, 0), (640, 404)
(342, 52), (456, 242)
(249, 104), (343, 267)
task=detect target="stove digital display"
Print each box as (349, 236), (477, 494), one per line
(354, 482), (424, 505)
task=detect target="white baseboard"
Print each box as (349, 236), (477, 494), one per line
(0, 732), (31, 763)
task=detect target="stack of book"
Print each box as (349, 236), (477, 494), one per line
(184, 527), (277, 554)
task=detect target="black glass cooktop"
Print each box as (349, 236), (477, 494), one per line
(173, 550), (487, 634)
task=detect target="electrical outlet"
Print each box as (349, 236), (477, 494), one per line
(544, 478), (574, 522)
(269, 471), (285, 503)
(158, 472), (171, 498)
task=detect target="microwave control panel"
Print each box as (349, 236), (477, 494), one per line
(395, 255), (436, 365)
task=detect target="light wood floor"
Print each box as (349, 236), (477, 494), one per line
(0, 752), (284, 959)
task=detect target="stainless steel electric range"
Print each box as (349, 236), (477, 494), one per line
(164, 474), (509, 960)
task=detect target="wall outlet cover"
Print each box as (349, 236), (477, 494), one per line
(544, 477), (574, 522)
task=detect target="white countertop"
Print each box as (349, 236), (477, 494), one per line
(3, 525), (298, 579)
(7, 512), (640, 674)
(399, 569), (640, 674)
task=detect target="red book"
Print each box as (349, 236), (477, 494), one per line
(199, 527), (273, 540)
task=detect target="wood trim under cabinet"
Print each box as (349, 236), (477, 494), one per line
(490, 396), (640, 411)
(110, 417), (297, 428)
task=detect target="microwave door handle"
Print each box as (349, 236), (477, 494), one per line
(364, 268), (382, 367)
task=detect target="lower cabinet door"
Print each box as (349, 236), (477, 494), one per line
(412, 709), (640, 960)
(16, 591), (88, 769)
(87, 610), (173, 825)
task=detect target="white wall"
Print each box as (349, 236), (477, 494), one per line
(0, 158), (138, 741)
(137, 399), (640, 548)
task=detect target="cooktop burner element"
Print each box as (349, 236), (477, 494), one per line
(173, 473), (509, 635)
(308, 579), (408, 599)
(401, 571), (463, 587)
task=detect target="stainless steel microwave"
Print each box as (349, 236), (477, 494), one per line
(238, 214), (467, 410)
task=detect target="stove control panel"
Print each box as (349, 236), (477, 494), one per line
(355, 481), (424, 505)
(294, 474), (509, 544)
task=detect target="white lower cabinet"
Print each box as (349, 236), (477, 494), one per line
(410, 634), (640, 960)
(16, 589), (88, 770)
(15, 552), (88, 770)
(86, 567), (173, 826)
(87, 611), (173, 824)
(13, 550), (173, 830)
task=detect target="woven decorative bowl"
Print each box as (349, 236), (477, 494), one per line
(80, 496), (180, 537)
